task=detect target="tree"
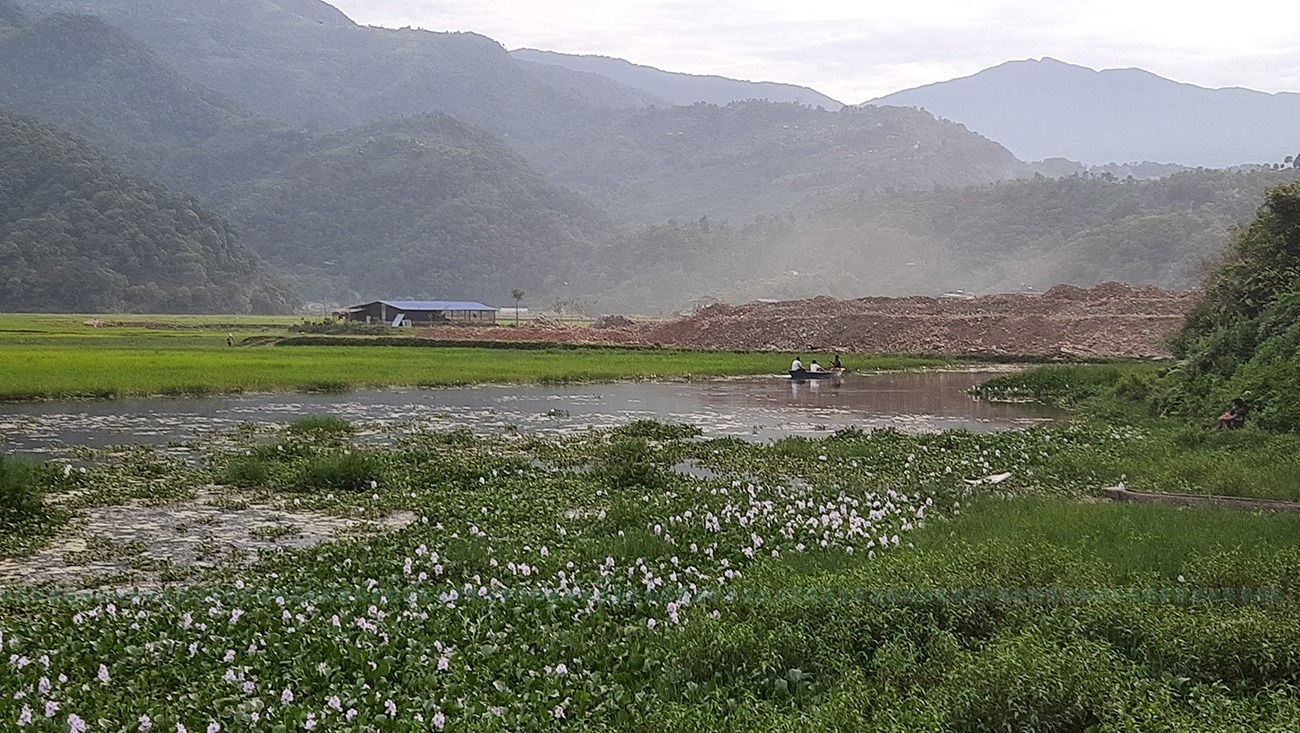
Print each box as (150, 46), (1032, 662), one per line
(511, 288), (525, 323)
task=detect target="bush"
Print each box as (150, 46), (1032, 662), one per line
(291, 451), (383, 492)
(286, 415), (355, 436)
(939, 631), (1131, 733)
(0, 454), (50, 528)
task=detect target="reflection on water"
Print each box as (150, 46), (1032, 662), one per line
(0, 371), (1060, 458)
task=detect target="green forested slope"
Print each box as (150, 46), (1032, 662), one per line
(602, 168), (1300, 308)
(0, 10), (619, 306)
(221, 114), (617, 304)
(0, 111), (294, 313)
(21, 0), (661, 141)
(527, 101), (1026, 224)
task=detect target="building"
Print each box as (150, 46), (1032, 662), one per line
(333, 300), (498, 325)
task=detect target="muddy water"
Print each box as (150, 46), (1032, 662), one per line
(0, 370), (1056, 588)
(0, 370), (1057, 458)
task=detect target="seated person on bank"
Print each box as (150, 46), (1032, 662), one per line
(1217, 397), (1249, 429)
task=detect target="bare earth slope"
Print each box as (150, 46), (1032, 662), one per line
(421, 283), (1197, 359)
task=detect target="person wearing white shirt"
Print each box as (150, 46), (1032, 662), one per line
(790, 357), (804, 372)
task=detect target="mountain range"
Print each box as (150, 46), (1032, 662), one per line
(510, 49), (842, 109)
(869, 57), (1300, 168)
(5, 0), (1300, 314)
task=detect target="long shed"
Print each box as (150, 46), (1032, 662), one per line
(335, 300), (498, 325)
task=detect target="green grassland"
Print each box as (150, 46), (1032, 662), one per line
(0, 313), (945, 401)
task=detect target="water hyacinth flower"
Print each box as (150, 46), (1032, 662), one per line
(17, 704), (32, 726)
(385, 699), (397, 716)
(45, 700), (58, 717)
(139, 714), (152, 731)
(207, 723), (220, 733)
(432, 711), (445, 730)
(68, 714), (88, 733)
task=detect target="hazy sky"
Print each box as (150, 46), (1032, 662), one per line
(326, 0), (1300, 103)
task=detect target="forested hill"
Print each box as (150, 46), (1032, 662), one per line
(603, 168), (1300, 309)
(20, 0), (662, 143)
(528, 101), (1026, 224)
(219, 114), (618, 305)
(0, 9), (619, 306)
(0, 111), (295, 313)
(510, 49), (842, 108)
(17, 0), (1030, 226)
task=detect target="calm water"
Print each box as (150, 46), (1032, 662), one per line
(0, 370), (1058, 458)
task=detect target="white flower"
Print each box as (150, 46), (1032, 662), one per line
(555, 663), (568, 675)
(138, 715), (152, 731)
(207, 723), (221, 733)
(281, 689), (294, 705)
(17, 704), (32, 727)
(97, 664), (111, 683)
(432, 711), (445, 730)
(45, 701), (58, 717)
(68, 714), (88, 733)
(384, 699), (397, 716)
(553, 705), (566, 719)
(328, 695), (342, 711)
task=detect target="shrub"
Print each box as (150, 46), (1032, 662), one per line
(0, 454), (49, 528)
(286, 415), (355, 436)
(291, 451), (382, 492)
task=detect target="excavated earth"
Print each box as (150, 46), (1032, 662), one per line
(420, 283), (1199, 359)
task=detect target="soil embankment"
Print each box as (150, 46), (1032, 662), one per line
(420, 283), (1198, 359)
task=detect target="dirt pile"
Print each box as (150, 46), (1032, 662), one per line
(419, 283), (1198, 358)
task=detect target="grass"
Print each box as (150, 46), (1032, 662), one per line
(0, 312), (951, 400)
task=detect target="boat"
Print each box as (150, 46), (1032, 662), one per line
(789, 368), (845, 381)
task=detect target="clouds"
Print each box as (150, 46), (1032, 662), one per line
(328, 0), (1300, 103)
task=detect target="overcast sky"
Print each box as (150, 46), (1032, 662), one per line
(326, 1), (1300, 104)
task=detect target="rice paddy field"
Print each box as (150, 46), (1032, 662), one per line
(0, 314), (942, 401)
(4, 316), (1300, 731)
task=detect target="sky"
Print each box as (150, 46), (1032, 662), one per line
(326, 0), (1300, 104)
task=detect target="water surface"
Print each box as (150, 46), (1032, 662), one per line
(0, 370), (1057, 457)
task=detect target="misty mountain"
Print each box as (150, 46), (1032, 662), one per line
(868, 57), (1300, 168)
(527, 101), (1026, 224)
(511, 48), (842, 109)
(14, 0), (1029, 226)
(0, 110), (294, 313)
(21, 0), (662, 144)
(615, 167), (1300, 308)
(0, 9), (617, 306)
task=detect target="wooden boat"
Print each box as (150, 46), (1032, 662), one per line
(789, 368), (845, 381)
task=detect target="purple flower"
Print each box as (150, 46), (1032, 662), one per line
(139, 714), (153, 731)
(68, 714), (88, 733)
(281, 689), (294, 705)
(44, 701), (58, 717)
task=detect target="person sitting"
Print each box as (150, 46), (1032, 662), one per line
(809, 360), (823, 372)
(832, 354), (843, 370)
(1217, 397), (1249, 429)
(790, 356), (804, 372)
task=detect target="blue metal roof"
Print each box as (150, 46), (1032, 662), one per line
(375, 300), (497, 311)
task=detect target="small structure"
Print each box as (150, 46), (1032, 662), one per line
(334, 300), (498, 326)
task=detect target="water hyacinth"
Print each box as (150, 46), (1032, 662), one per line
(0, 418), (1053, 729)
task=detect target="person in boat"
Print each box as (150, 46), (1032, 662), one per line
(808, 360), (823, 373)
(790, 356), (804, 372)
(1217, 397), (1249, 429)
(832, 354), (843, 370)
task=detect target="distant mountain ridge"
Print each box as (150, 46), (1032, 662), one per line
(511, 48), (842, 109)
(868, 57), (1300, 168)
(21, 0), (662, 143)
